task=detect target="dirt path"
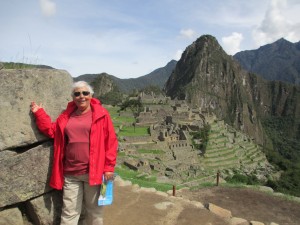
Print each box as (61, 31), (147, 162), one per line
(178, 186), (300, 225)
(104, 180), (227, 225)
(105, 177), (300, 225)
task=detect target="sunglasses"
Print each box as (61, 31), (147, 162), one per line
(73, 91), (90, 97)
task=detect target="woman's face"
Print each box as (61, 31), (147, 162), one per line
(72, 86), (92, 111)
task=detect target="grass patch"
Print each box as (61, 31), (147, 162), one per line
(118, 126), (149, 136)
(106, 106), (120, 116)
(115, 166), (173, 192)
(188, 182), (216, 190)
(117, 151), (126, 157)
(225, 173), (261, 185)
(114, 116), (136, 123)
(189, 182), (247, 191)
(2, 62), (53, 69)
(107, 106), (136, 125)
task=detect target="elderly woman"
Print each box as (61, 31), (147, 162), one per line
(31, 81), (118, 225)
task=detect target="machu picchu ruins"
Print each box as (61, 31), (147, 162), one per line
(114, 91), (273, 187)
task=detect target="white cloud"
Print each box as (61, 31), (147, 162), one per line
(174, 49), (183, 60)
(179, 29), (196, 39)
(2, 0), (300, 78)
(252, 0), (300, 46)
(221, 32), (244, 55)
(39, 0), (56, 17)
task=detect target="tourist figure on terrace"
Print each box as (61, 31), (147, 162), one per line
(30, 81), (118, 225)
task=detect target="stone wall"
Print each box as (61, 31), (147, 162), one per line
(0, 68), (73, 224)
(122, 136), (153, 143)
(168, 140), (189, 150)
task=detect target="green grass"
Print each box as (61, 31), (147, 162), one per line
(106, 106), (120, 115)
(2, 62), (53, 69)
(188, 181), (250, 191)
(115, 166), (173, 192)
(107, 106), (136, 125)
(114, 116), (135, 123)
(117, 151), (126, 157)
(118, 126), (149, 136)
(137, 149), (165, 154)
(189, 182), (216, 190)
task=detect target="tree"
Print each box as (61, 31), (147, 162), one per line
(99, 91), (123, 106)
(120, 99), (143, 118)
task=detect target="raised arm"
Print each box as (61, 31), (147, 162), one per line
(31, 101), (56, 138)
(30, 102), (43, 113)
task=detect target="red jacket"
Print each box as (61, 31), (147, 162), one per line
(34, 98), (118, 190)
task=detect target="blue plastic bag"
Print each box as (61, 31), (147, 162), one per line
(98, 177), (114, 206)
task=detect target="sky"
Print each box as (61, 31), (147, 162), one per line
(1, 0), (300, 78)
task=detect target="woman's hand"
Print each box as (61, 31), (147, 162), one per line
(30, 102), (43, 113)
(104, 172), (114, 181)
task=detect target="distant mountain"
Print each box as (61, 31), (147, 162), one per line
(234, 38), (300, 84)
(74, 60), (177, 93)
(74, 73), (100, 84)
(131, 59), (177, 88)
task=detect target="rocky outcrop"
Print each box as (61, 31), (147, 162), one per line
(26, 191), (62, 225)
(206, 202), (232, 219)
(91, 73), (119, 97)
(0, 142), (53, 207)
(0, 68), (73, 224)
(0, 208), (24, 225)
(0, 68), (73, 151)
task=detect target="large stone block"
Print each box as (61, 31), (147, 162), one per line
(26, 191), (62, 225)
(0, 142), (53, 207)
(0, 69), (73, 151)
(206, 202), (232, 219)
(0, 207), (24, 225)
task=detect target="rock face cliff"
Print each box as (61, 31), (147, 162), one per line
(164, 35), (300, 148)
(91, 73), (119, 97)
(0, 68), (73, 224)
(165, 35), (264, 144)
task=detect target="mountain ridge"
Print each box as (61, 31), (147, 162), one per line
(74, 37), (300, 95)
(74, 60), (177, 93)
(234, 38), (300, 84)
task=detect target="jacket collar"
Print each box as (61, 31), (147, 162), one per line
(90, 98), (106, 121)
(63, 98), (105, 121)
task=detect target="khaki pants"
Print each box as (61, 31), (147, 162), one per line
(60, 174), (103, 225)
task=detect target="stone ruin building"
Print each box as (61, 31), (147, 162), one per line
(138, 91), (171, 104)
(121, 100), (207, 181)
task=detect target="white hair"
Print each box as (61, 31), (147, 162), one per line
(71, 81), (94, 96)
